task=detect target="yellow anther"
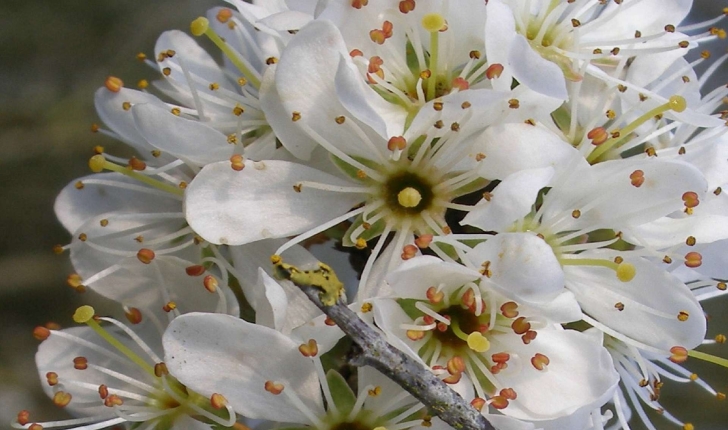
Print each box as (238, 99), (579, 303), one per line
(422, 13), (446, 32)
(397, 187), (422, 208)
(190, 17), (210, 36)
(73, 305), (95, 324)
(669, 95), (687, 112)
(467, 332), (490, 352)
(616, 262), (636, 282)
(270, 254), (282, 265)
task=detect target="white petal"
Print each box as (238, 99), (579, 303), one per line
(565, 254), (706, 350)
(466, 233), (565, 303)
(54, 173), (182, 234)
(493, 330), (618, 421)
(255, 268), (288, 331)
(163, 313), (324, 423)
(132, 103), (234, 166)
(626, 214), (728, 249)
(386, 256), (481, 300)
(484, 0), (517, 92)
(462, 167), (555, 232)
(474, 124), (577, 179)
(508, 35), (567, 100)
(184, 160), (365, 245)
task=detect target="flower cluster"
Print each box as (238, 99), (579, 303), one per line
(15, 1), (728, 430)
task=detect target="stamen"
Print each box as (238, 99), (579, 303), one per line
(88, 155), (184, 196)
(190, 17), (261, 89)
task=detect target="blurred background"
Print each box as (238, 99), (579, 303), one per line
(1, 1), (727, 429)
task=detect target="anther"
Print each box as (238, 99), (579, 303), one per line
(511, 317), (531, 334)
(571, 209), (581, 219)
(104, 76), (123, 93)
(53, 391), (72, 407)
(677, 311), (690, 322)
(298, 339), (319, 357)
(355, 238), (367, 249)
(361, 302), (373, 313)
(211, 393), (228, 409)
(500, 388), (517, 400)
(718, 283), (727, 291)
(216, 8), (233, 23)
(264, 381), (284, 395)
(292, 111), (301, 121)
(17, 411), (30, 426)
(185, 265), (205, 276)
(128, 157), (146, 171)
(230, 154), (245, 171)
(630, 170), (645, 187)
(683, 424), (694, 430)
(686, 236), (696, 246)
(471, 398), (485, 411)
(125, 307), (142, 324)
(406, 330), (426, 341)
(33, 326), (51, 341)
(669, 346), (689, 363)
(508, 99), (520, 109)
(368, 386), (382, 396)
(104, 394), (123, 407)
(426, 286), (444, 304)
(46, 372), (58, 386)
(717, 392), (726, 400)
(154, 362), (169, 377)
(531, 353), (550, 370)
(467, 332), (490, 352)
(489, 396), (509, 409)
(67, 273), (83, 288)
(415, 234), (433, 248)
(685, 251), (702, 268)
(163, 301), (177, 312)
(399, 0), (415, 13)
(137, 248), (155, 264)
(615, 302), (625, 311)
(485, 63), (504, 80)
(387, 136), (407, 151)
(73, 356), (88, 370)
(325, 317), (336, 326)
(401, 244), (418, 260)
(204, 275), (218, 293)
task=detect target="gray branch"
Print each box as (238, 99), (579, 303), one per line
(276, 265), (495, 430)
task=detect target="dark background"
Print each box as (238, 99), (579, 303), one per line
(1, 1), (726, 429)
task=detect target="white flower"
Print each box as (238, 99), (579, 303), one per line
(163, 312), (446, 430)
(374, 256), (619, 425)
(458, 157), (708, 352)
(485, 0), (720, 99)
(14, 258), (238, 430)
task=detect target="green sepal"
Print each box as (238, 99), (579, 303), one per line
(397, 298), (424, 320)
(326, 369), (358, 415)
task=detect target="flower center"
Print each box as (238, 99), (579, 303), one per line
(382, 171), (434, 216)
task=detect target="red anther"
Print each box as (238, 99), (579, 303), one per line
(125, 307), (142, 324)
(350, 49), (364, 57)
(490, 395), (509, 409)
(73, 356), (88, 370)
(53, 391), (72, 407)
(682, 191), (700, 208)
(422, 315), (435, 325)
(531, 353), (550, 370)
(415, 234), (433, 248)
(511, 317), (531, 335)
(500, 302), (519, 318)
(426, 286), (444, 304)
(368, 56), (384, 74)
(211, 393), (228, 409)
(324, 317), (336, 326)
(470, 397), (486, 411)
(264, 381), (284, 395)
(500, 388), (518, 400)
(185, 265), (206, 276)
(17, 410), (30, 425)
(370, 29), (387, 44)
(382, 20), (393, 38)
(99, 384), (109, 399)
(351, 0), (368, 9)
(446, 356), (466, 375)
(298, 339), (319, 357)
(442, 372), (462, 384)
(669, 346), (689, 363)
(477, 323), (489, 333)
(587, 127), (608, 145)
(630, 170), (645, 187)
(136, 248), (155, 264)
(128, 157), (146, 171)
(216, 8), (233, 23)
(45, 322), (61, 330)
(204, 275), (219, 293)
(230, 154), (245, 171)
(452, 77), (469, 91)
(485, 63), (504, 80)
(401, 244), (418, 260)
(461, 289), (475, 308)
(399, 0), (415, 13)
(521, 330), (537, 344)
(685, 251), (702, 268)
(387, 136), (407, 151)
(104, 394), (124, 407)
(33, 326), (51, 341)
(436, 321), (449, 332)
(46, 372), (58, 386)
(492, 352), (510, 363)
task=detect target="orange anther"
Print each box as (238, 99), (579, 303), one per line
(387, 136), (407, 151)
(352, 0), (369, 9)
(587, 127), (608, 145)
(125, 307), (142, 324)
(500, 388), (518, 400)
(163, 301), (177, 312)
(264, 381), (284, 395)
(491, 352), (510, 363)
(490, 395), (509, 409)
(73, 356), (88, 370)
(230, 154), (245, 171)
(298, 339), (319, 357)
(669, 346), (688, 363)
(426, 286), (444, 304)
(446, 356), (466, 375)
(53, 391), (72, 407)
(511, 317), (531, 335)
(128, 157), (146, 171)
(46, 372), (58, 386)
(324, 317), (336, 326)
(185, 265), (205, 276)
(682, 191), (700, 208)
(401, 244), (418, 260)
(531, 353), (550, 370)
(684, 251), (702, 268)
(104, 76), (123, 93)
(485, 63), (504, 80)
(630, 170), (645, 187)
(406, 330), (426, 341)
(136, 248), (155, 264)
(204, 275), (219, 293)
(399, 0), (416, 13)
(33, 326), (51, 341)
(452, 77), (469, 91)
(211, 393), (228, 409)
(500, 302), (519, 318)
(216, 8), (233, 23)
(350, 49), (363, 57)
(17, 410), (30, 425)
(99, 384), (109, 399)
(104, 394), (124, 407)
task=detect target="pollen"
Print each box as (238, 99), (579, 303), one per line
(467, 332), (490, 352)
(422, 13), (446, 32)
(616, 262), (636, 282)
(398, 187), (422, 208)
(73, 305), (95, 324)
